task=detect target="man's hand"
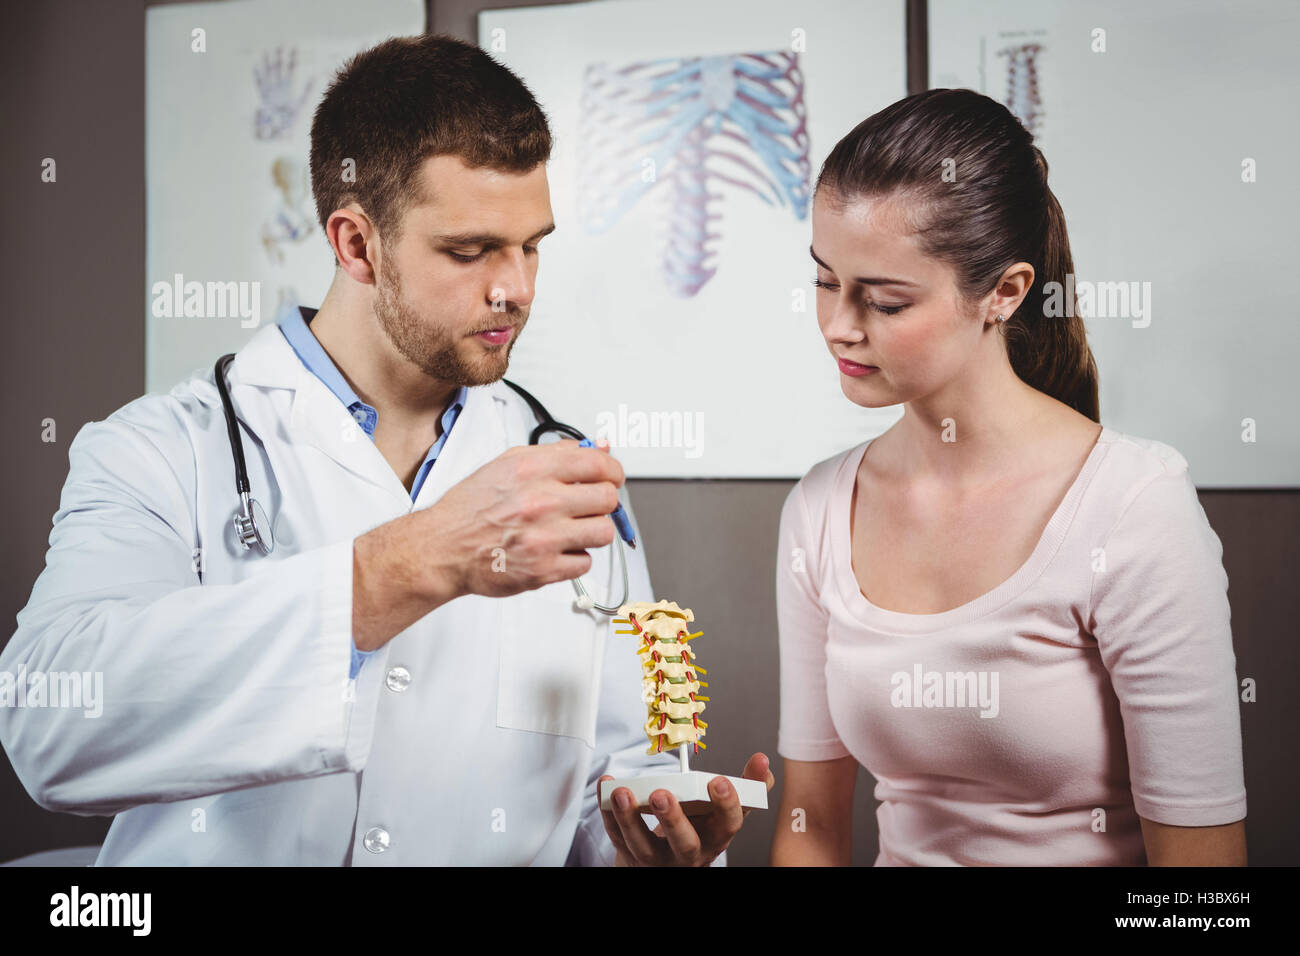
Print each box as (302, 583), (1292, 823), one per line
(353, 440), (623, 652)
(421, 440), (624, 600)
(598, 753), (774, 866)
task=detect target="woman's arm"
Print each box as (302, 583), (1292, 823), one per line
(770, 755), (858, 865)
(1088, 464), (1248, 864)
(1140, 817), (1246, 866)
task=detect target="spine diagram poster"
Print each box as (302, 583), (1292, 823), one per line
(930, 0), (1299, 488)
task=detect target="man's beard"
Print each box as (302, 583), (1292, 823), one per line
(373, 260), (524, 387)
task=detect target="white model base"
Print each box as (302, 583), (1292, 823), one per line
(599, 770), (768, 817)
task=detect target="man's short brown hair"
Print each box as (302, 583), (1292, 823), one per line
(309, 33), (552, 265)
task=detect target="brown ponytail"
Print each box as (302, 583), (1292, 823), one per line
(817, 90), (1100, 422)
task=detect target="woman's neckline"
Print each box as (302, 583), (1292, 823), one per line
(833, 424), (1114, 634)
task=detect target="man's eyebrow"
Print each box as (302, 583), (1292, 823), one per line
(809, 245), (918, 287)
(435, 223), (556, 246)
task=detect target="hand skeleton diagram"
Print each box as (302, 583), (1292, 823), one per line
(253, 46), (313, 141)
(577, 51), (811, 298)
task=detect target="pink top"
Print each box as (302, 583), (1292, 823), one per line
(776, 426), (1247, 866)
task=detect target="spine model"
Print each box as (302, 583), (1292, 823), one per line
(615, 601), (709, 755)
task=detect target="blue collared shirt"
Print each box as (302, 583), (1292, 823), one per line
(279, 305), (469, 679)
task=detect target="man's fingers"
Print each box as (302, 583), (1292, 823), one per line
(530, 442), (625, 486)
(598, 761), (770, 867)
(557, 515), (618, 553)
(596, 776), (632, 860)
(693, 775), (745, 852)
(736, 754), (774, 820)
(742, 752), (774, 789)
(550, 480), (621, 519)
(610, 786), (662, 864)
(648, 789), (703, 865)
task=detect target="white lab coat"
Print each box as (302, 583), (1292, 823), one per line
(0, 322), (688, 865)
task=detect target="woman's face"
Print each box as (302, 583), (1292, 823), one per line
(810, 190), (985, 408)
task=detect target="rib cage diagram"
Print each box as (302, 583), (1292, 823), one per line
(997, 42), (1044, 137)
(577, 51), (811, 298)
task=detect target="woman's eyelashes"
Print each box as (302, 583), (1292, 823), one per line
(810, 277), (907, 315)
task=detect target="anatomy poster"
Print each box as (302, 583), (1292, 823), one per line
(145, 0), (424, 393)
(480, 0), (906, 478)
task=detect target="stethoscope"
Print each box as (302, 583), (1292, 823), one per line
(213, 354), (631, 614)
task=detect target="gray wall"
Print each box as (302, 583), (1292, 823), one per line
(1, 0), (1293, 866)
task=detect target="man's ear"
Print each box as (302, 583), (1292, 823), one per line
(329, 203), (380, 285)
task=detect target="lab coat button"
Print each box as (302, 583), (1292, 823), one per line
(385, 666), (411, 693)
(363, 827), (390, 853)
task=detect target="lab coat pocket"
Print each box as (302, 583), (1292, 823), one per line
(496, 580), (603, 747)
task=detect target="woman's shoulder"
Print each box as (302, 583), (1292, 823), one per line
(791, 440), (871, 507)
(779, 440), (870, 551)
(1087, 426), (1211, 547)
(1095, 426), (1194, 499)
(1099, 426), (1189, 474)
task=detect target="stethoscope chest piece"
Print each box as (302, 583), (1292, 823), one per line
(234, 491), (274, 556)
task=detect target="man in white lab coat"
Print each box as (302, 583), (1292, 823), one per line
(0, 33), (771, 865)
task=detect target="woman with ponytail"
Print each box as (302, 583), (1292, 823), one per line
(772, 90), (1246, 866)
